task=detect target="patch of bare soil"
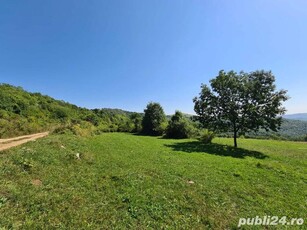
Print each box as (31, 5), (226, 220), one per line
(31, 179), (43, 186)
(0, 132), (49, 151)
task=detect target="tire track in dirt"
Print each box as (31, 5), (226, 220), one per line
(0, 132), (49, 151)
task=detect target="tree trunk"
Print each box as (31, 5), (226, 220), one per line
(234, 131), (237, 148)
(233, 123), (238, 147)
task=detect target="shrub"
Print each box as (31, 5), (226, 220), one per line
(52, 125), (74, 135)
(52, 121), (95, 136)
(130, 113), (143, 133)
(198, 129), (215, 144)
(165, 111), (195, 139)
(53, 107), (69, 120)
(156, 120), (168, 136)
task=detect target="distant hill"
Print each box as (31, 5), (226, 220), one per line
(92, 108), (138, 116)
(242, 118), (307, 140)
(278, 118), (307, 138)
(283, 113), (307, 121)
(166, 113), (193, 120)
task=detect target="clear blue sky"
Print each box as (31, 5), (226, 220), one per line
(1, 0), (306, 114)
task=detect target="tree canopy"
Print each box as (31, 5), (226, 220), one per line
(142, 102), (167, 136)
(193, 70), (289, 147)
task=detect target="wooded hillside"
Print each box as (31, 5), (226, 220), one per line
(0, 84), (140, 138)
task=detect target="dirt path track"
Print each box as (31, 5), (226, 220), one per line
(0, 132), (49, 151)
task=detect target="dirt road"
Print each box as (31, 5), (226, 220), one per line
(0, 132), (49, 151)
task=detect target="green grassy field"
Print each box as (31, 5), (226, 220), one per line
(0, 133), (306, 229)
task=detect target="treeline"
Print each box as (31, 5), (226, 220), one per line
(1, 83), (306, 141)
(0, 84), (142, 138)
(135, 102), (307, 142)
(0, 84), (201, 139)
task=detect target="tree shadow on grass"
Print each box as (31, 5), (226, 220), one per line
(164, 141), (268, 159)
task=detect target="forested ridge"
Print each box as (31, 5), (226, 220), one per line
(0, 84), (140, 138)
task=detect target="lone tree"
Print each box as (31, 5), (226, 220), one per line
(193, 70), (288, 147)
(142, 102), (167, 136)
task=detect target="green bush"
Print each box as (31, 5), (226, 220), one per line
(198, 129), (215, 144)
(52, 125), (74, 135)
(165, 111), (195, 139)
(130, 113), (143, 133)
(52, 121), (95, 137)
